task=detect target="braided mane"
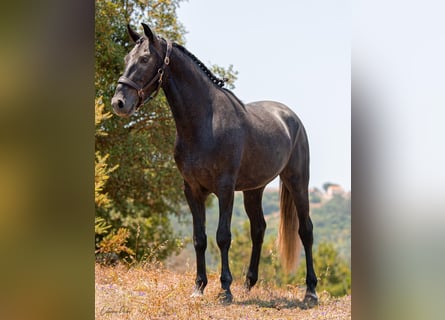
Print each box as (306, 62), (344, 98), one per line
(172, 43), (226, 88)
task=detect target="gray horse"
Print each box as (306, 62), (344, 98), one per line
(112, 23), (317, 305)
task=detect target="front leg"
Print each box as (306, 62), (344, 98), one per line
(184, 182), (209, 297)
(215, 185), (235, 303)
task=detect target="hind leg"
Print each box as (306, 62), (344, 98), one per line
(243, 187), (267, 290)
(281, 173), (318, 304)
(295, 187), (318, 303)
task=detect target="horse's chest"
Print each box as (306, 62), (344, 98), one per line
(174, 151), (213, 185)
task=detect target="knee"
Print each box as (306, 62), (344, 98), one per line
(216, 229), (231, 249)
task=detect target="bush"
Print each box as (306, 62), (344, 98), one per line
(95, 217), (135, 264)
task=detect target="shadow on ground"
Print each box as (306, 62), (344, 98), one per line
(235, 297), (317, 310)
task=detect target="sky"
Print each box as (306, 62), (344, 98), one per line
(176, 0), (350, 191)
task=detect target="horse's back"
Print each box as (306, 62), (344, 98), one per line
(245, 100), (303, 142)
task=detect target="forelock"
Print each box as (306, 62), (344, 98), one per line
(127, 37), (150, 62)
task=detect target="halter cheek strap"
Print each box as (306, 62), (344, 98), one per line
(118, 39), (172, 110)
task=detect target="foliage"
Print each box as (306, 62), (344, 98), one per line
(96, 227), (135, 258)
(95, 0), (187, 262)
(309, 188), (323, 203)
(210, 64), (238, 90)
(95, 96), (113, 128)
(95, 151), (119, 209)
(262, 190), (280, 216)
(95, 217), (133, 265)
(108, 207), (185, 261)
(322, 182), (336, 192)
(95, 0), (240, 263)
(310, 194), (351, 262)
(95, 97), (119, 209)
(95, 210), (184, 263)
(95, 217), (112, 236)
(307, 242), (351, 296)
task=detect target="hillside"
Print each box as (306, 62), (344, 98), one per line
(95, 263), (351, 319)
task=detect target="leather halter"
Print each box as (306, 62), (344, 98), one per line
(118, 39), (172, 111)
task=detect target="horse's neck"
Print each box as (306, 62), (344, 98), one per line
(162, 47), (216, 139)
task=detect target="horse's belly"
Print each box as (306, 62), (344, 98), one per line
(235, 143), (291, 190)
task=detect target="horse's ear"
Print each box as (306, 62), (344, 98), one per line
(127, 24), (141, 43)
(141, 23), (156, 43)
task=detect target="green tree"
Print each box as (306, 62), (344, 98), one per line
(95, 97), (134, 262)
(210, 64), (238, 90)
(95, 0), (186, 261)
(322, 182), (337, 192)
(311, 194), (351, 262)
(95, 0), (238, 261)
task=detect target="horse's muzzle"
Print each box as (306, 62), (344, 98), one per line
(111, 96), (133, 117)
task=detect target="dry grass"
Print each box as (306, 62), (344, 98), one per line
(95, 263), (351, 319)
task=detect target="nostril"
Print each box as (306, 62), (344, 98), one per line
(117, 99), (124, 109)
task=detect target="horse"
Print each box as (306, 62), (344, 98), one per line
(111, 23), (318, 305)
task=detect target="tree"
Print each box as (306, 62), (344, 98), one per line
(310, 194), (351, 262)
(95, 0), (187, 261)
(95, 97), (134, 262)
(322, 182), (336, 193)
(95, 0), (237, 261)
(309, 188), (323, 203)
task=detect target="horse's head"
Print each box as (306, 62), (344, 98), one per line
(111, 24), (168, 117)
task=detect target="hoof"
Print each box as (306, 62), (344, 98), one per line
(190, 290), (203, 298)
(243, 280), (252, 292)
(244, 275), (258, 292)
(303, 291), (319, 307)
(217, 291), (233, 304)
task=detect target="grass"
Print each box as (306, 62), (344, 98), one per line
(95, 262), (351, 319)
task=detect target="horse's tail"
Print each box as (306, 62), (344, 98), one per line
(278, 180), (302, 273)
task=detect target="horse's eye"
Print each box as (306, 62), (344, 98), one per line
(141, 56), (149, 64)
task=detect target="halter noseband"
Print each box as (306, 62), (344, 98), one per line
(117, 39), (172, 111)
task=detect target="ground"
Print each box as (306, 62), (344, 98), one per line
(95, 263), (351, 319)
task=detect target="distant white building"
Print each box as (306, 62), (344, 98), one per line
(326, 184), (344, 198)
